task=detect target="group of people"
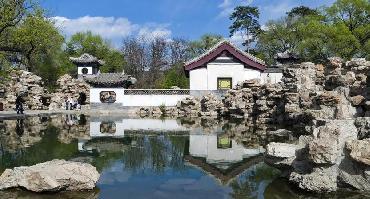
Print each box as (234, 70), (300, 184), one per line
(14, 93), (85, 114)
(64, 96), (81, 110)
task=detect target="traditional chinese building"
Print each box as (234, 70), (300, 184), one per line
(70, 53), (105, 78)
(184, 40), (282, 90)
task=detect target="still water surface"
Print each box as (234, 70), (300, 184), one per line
(0, 115), (367, 199)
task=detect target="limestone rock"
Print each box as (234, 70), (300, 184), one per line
(308, 138), (338, 164)
(355, 117), (370, 139)
(266, 142), (299, 158)
(346, 139), (370, 166)
(289, 167), (338, 193)
(350, 95), (365, 106)
(0, 159), (100, 192)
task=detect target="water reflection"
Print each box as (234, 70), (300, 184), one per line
(0, 115), (358, 199)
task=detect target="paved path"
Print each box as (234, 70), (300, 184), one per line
(0, 109), (138, 119)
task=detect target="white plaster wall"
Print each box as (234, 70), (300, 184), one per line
(78, 66), (93, 75)
(90, 88), (188, 107)
(189, 61), (262, 90)
(260, 73), (283, 84)
(90, 88), (125, 103)
(190, 68), (208, 90)
(122, 95), (189, 107)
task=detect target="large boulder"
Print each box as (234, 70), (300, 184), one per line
(266, 142), (299, 158)
(289, 166), (338, 193)
(346, 139), (370, 166)
(0, 160), (100, 192)
(309, 120), (357, 164)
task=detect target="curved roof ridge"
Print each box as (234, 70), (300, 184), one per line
(185, 40), (265, 67)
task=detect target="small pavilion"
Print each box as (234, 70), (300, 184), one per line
(70, 53), (105, 78)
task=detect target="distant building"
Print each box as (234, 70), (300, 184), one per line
(70, 53), (105, 78)
(184, 41), (282, 90)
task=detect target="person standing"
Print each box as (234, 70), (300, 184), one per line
(64, 96), (69, 110)
(15, 94), (25, 114)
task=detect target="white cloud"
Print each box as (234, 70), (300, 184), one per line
(228, 30), (252, 49)
(137, 23), (172, 41)
(218, 0), (254, 18)
(51, 16), (172, 47)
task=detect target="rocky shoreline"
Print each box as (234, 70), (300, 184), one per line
(0, 57), (369, 194)
(137, 57), (370, 193)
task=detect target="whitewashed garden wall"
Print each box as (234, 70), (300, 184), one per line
(90, 88), (190, 107)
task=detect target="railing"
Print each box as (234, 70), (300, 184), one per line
(124, 89), (190, 95)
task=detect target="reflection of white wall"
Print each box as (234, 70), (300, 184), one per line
(189, 134), (265, 163)
(90, 121), (125, 137)
(89, 118), (190, 138)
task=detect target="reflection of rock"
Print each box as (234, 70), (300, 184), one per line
(0, 118), (47, 152)
(0, 189), (100, 199)
(0, 160), (100, 192)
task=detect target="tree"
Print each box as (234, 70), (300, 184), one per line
(121, 37), (147, 88)
(13, 10), (64, 71)
(0, 0), (29, 40)
(287, 6), (319, 19)
(256, 1), (368, 64)
(326, 0), (370, 32)
(158, 64), (189, 89)
(256, 18), (299, 65)
(229, 6), (261, 52)
(326, 0), (370, 58)
(188, 34), (223, 58)
(168, 38), (190, 65)
(148, 37), (168, 87)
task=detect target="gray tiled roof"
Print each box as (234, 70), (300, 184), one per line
(70, 53), (105, 65)
(84, 73), (137, 88)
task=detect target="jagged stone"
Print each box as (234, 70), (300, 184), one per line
(346, 139), (370, 166)
(0, 160), (100, 192)
(289, 166), (338, 193)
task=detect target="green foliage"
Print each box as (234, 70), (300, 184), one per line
(255, 0), (369, 64)
(188, 34), (223, 58)
(229, 6), (260, 50)
(157, 64), (189, 89)
(14, 10), (64, 71)
(287, 6), (319, 19)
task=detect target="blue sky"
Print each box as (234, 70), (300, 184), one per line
(42, 0), (335, 46)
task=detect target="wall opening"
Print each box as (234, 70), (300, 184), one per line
(100, 91), (117, 103)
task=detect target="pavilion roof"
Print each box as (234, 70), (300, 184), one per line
(84, 73), (137, 88)
(69, 53), (105, 66)
(184, 40), (266, 72)
(184, 155), (263, 185)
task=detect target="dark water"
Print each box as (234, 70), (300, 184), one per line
(0, 115), (368, 199)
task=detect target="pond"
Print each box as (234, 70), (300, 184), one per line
(0, 115), (367, 199)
